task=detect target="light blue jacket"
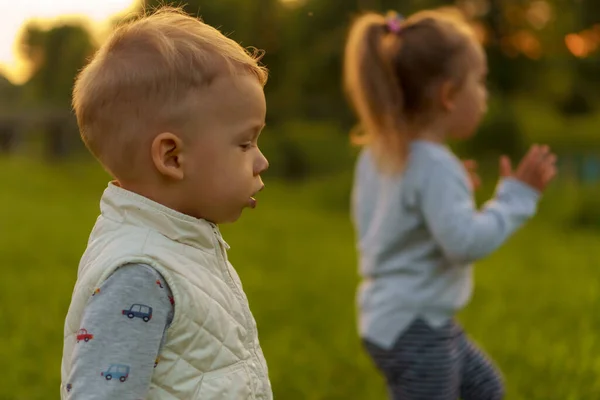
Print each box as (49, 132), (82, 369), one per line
(351, 140), (540, 349)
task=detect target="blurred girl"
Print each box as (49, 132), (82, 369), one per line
(343, 7), (556, 400)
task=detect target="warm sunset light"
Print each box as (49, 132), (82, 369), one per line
(0, 0), (138, 83)
(566, 33), (589, 58)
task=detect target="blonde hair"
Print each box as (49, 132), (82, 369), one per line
(343, 7), (478, 172)
(73, 6), (268, 180)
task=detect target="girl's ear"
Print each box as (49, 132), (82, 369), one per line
(439, 80), (458, 112)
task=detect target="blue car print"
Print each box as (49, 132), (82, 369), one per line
(122, 304), (153, 322)
(101, 364), (130, 382)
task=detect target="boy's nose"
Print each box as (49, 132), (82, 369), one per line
(255, 150), (269, 175)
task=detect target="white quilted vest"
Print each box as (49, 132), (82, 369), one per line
(60, 183), (272, 399)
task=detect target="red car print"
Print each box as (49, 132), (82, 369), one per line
(76, 328), (94, 343)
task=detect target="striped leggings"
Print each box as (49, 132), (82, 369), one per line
(363, 318), (505, 400)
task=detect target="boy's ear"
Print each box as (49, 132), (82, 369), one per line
(439, 80), (458, 112)
(151, 132), (185, 181)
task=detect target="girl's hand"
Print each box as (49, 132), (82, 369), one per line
(499, 145), (557, 192)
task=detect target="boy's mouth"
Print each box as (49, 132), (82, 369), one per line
(248, 185), (265, 209)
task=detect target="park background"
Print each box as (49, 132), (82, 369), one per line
(1, 0), (600, 398)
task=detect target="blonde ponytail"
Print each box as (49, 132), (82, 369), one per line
(344, 13), (408, 173)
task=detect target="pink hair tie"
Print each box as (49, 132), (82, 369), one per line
(385, 11), (404, 34)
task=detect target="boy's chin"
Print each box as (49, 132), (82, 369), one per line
(213, 199), (257, 224)
(216, 209), (244, 225)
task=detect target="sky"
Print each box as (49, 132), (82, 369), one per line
(0, 0), (138, 84)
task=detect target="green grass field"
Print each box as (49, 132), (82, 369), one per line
(1, 156), (599, 399)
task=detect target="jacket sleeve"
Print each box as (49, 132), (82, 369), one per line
(420, 160), (540, 265)
(64, 264), (174, 399)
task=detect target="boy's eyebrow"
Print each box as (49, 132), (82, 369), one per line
(240, 123), (266, 139)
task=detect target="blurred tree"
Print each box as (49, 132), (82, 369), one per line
(559, 0), (598, 116)
(15, 23), (94, 159)
(0, 73), (21, 111)
(19, 23), (96, 107)
(136, 0), (597, 159)
(0, 73), (23, 154)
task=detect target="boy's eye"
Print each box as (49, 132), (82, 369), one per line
(240, 142), (252, 150)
